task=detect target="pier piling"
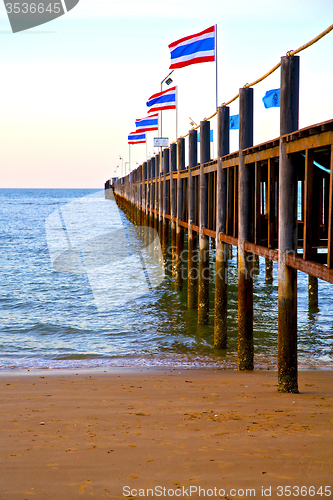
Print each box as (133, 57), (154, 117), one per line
(238, 87), (254, 370)
(278, 55), (299, 393)
(214, 106), (229, 349)
(198, 120), (211, 324)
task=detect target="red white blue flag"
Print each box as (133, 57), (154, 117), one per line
(146, 86), (176, 114)
(135, 113), (159, 132)
(169, 25), (216, 70)
(128, 131), (146, 144)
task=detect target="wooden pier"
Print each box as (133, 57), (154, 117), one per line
(107, 54), (333, 393)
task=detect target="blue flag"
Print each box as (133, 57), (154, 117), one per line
(262, 89), (280, 108)
(229, 115), (239, 130)
(197, 130), (214, 142)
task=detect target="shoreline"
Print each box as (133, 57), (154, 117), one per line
(0, 365), (333, 380)
(1, 368), (332, 499)
(0, 364), (332, 377)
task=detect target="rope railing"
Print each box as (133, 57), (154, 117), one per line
(176, 23), (333, 142)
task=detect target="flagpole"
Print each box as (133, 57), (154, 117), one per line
(176, 85), (178, 140)
(215, 24), (218, 109)
(160, 70), (174, 139)
(129, 144), (131, 175)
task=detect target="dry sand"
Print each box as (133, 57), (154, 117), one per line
(0, 368), (332, 499)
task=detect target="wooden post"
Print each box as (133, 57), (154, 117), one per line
(170, 143), (177, 280)
(308, 275), (318, 309)
(265, 258), (273, 282)
(238, 86), (254, 371)
(198, 120), (210, 324)
(162, 148), (170, 263)
(214, 106), (229, 348)
(253, 254), (260, 274)
(278, 55), (299, 393)
(175, 138), (185, 290)
(188, 129), (198, 309)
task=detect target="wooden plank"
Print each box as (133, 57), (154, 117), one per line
(220, 233), (238, 247)
(244, 241), (278, 261)
(222, 156), (240, 169)
(244, 146), (280, 164)
(285, 130), (333, 154)
(204, 162), (218, 174)
(203, 227), (216, 238)
(286, 253), (333, 284)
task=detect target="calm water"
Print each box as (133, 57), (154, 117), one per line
(0, 188), (332, 370)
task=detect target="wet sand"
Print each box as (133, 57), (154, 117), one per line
(0, 368), (332, 499)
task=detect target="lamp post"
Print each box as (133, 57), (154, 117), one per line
(160, 70), (174, 138)
(119, 156), (124, 177)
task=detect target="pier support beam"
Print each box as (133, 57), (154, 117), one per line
(278, 55), (299, 393)
(214, 106), (229, 349)
(188, 129), (198, 309)
(238, 87), (254, 370)
(198, 120), (210, 324)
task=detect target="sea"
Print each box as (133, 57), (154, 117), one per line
(0, 188), (332, 371)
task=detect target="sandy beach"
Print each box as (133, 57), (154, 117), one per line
(0, 368), (332, 499)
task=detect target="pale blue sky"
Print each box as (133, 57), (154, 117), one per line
(1, 0), (333, 187)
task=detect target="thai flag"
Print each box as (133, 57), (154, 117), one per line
(135, 113), (159, 132)
(128, 131), (146, 144)
(169, 25), (216, 70)
(146, 86), (176, 114)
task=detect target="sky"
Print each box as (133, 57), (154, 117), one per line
(1, 0), (333, 188)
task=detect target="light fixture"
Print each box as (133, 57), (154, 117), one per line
(165, 77), (173, 85)
(189, 116), (198, 128)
